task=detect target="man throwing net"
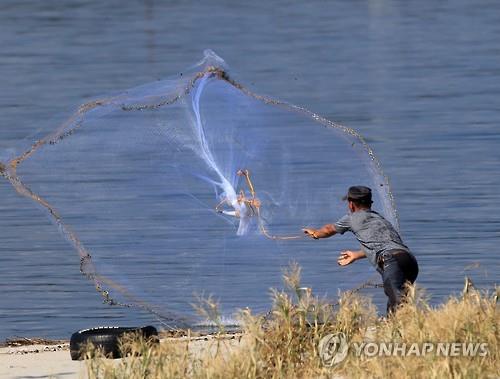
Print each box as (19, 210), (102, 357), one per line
(303, 186), (419, 314)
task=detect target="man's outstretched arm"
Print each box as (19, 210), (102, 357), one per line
(303, 224), (337, 239)
(337, 250), (366, 266)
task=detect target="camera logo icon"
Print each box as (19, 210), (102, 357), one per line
(318, 332), (349, 366)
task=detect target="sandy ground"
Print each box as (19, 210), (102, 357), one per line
(0, 334), (244, 379)
(0, 342), (84, 379)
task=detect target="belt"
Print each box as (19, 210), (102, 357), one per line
(376, 250), (409, 271)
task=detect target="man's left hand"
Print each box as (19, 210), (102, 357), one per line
(337, 250), (357, 266)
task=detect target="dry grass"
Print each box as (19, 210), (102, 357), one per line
(85, 264), (499, 379)
(1, 337), (67, 347)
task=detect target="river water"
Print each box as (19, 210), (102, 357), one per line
(1, 0), (499, 340)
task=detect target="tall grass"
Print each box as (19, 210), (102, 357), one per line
(85, 264), (499, 378)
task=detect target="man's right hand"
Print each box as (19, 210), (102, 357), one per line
(302, 228), (318, 239)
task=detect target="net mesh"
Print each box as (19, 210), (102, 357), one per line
(1, 50), (398, 328)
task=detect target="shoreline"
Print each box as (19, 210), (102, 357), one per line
(0, 332), (244, 379)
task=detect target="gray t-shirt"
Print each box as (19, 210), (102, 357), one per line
(334, 210), (410, 268)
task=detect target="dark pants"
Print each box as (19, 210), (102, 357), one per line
(377, 249), (419, 314)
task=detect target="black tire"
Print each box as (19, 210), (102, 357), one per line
(69, 325), (158, 360)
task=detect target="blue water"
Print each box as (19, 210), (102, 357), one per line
(1, 0), (499, 340)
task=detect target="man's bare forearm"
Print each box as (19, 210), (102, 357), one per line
(351, 250), (366, 260)
(337, 249), (366, 266)
(313, 224), (337, 239)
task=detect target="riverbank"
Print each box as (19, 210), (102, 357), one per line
(1, 271), (498, 379)
(1, 340), (80, 379)
(0, 333), (245, 379)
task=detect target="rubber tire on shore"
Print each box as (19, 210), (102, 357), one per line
(70, 325), (158, 360)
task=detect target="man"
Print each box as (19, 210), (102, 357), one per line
(303, 186), (418, 314)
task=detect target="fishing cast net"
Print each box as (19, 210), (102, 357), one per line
(1, 50), (398, 328)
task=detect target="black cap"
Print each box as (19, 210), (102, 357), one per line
(342, 186), (373, 204)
